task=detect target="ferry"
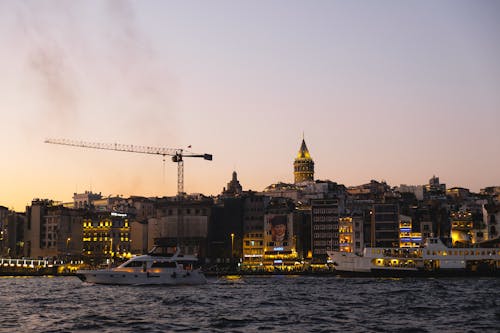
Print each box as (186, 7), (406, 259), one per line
(327, 237), (500, 277)
(76, 245), (207, 285)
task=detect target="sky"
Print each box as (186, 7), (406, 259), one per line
(1, 1), (499, 211)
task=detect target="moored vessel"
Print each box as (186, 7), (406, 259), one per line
(327, 237), (500, 277)
(76, 245), (206, 285)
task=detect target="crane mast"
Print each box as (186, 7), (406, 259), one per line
(44, 138), (212, 196)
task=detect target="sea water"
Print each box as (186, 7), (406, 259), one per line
(1, 275), (499, 332)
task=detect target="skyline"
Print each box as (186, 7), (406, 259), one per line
(1, 1), (499, 211)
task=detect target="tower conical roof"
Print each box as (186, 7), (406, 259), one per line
(296, 139), (311, 159)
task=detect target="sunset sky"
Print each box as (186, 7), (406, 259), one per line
(1, 1), (499, 211)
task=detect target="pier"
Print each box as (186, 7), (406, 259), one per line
(0, 258), (59, 276)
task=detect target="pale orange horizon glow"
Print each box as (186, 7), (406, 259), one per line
(1, 1), (499, 212)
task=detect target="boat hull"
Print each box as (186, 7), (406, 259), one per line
(77, 269), (207, 285)
(328, 244), (500, 278)
(332, 267), (500, 278)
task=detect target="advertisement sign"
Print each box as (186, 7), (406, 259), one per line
(265, 214), (293, 249)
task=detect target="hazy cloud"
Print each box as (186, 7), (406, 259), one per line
(13, 1), (80, 131)
(28, 41), (78, 123)
(10, 0), (177, 141)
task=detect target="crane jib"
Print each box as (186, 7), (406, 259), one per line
(44, 138), (212, 196)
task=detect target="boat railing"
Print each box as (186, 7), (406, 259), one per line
(365, 248), (421, 258)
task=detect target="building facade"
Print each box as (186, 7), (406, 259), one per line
(262, 198), (298, 270)
(24, 199), (84, 259)
(82, 212), (131, 264)
(399, 215), (422, 248)
(149, 196), (213, 259)
(371, 203), (399, 247)
(241, 192), (268, 269)
(338, 214), (364, 254)
(483, 203), (499, 241)
(311, 198), (339, 262)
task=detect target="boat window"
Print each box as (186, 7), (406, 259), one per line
(124, 261), (145, 268)
(151, 261), (177, 268)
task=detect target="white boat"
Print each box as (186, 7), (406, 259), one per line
(327, 237), (500, 277)
(76, 246), (207, 285)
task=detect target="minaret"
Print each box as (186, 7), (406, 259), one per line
(294, 136), (314, 183)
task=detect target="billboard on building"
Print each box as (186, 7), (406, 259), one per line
(265, 214), (293, 250)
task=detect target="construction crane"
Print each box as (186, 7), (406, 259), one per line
(44, 138), (212, 196)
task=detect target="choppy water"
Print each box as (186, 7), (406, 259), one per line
(1, 275), (499, 332)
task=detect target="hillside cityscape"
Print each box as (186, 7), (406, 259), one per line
(1, 138), (499, 273)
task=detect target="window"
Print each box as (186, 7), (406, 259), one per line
(124, 261), (145, 268)
(151, 261), (177, 268)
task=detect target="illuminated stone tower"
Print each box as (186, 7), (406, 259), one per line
(294, 137), (314, 183)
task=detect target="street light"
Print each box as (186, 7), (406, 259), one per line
(230, 233), (235, 260)
(66, 237), (71, 252)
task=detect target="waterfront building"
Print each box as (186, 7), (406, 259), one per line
(450, 211), (474, 246)
(294, 137), (314, 184)
(149, 195), (212, 259)
(241, 192), (268, 269)
(352, 213), (365, 254)
(82, 212), (131, 264)
(262, 197), (298, 270)
(293, 204), (312, 261)
(311, 198), (339, 262)
(399, 215), (422, 248)
(483, 203), (499, 240)
(130, 220), (149, 254)
(371, 203), (399, 247)
(338, 213), (364, 254)
(127, 196), (156, 254)
(338, 217), (353, 252)
(24, 199), (84, 259)
(3, 211), (25, 257)
(420, 221), (434, 244)
(0, 206), (8, 256)
(208, 196), (243, 264)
